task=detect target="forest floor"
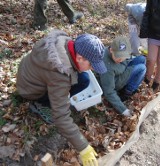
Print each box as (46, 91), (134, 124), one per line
(1, 0), (160, 166)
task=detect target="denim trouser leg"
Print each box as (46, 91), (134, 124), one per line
(70, 72), (90, 97)
(129, 24), (140, 55)
(37, 72), (90, 106)
(125, 56), (146, 93)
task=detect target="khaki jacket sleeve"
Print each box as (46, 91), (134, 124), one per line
(47, 72), (89, 152)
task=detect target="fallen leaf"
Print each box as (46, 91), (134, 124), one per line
(2, 124), (16, 133)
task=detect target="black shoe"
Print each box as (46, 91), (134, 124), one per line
(119, 89), (132, 102)
(144, 77), (150, 85)
(31, 23), (47, 31)
(29, 102), (54, 124)
(119, 94), (131, 102)
(69, 12), (84, 24)
(152, 82), (159, 91)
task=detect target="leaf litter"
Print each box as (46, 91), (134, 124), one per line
(0, 0), (157, 165)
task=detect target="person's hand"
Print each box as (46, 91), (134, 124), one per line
(80, 145), (98, 166)
(138, 46), (148, 56)
(129, 24), (137, 33)
(122, 109), (132, 117)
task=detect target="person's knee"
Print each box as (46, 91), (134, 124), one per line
(138, 64), (146, 75)
(142, 64), (146, 74)
(132, 64), (146, 76)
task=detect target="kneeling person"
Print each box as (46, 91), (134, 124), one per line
(99, 36), (146, 116)
(16, 30), (107, 166)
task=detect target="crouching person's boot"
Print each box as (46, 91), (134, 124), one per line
(119, 89), (133, 102)
(29, 101), (54, 124)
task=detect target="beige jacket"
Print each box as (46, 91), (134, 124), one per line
(16, 30), (88, 151)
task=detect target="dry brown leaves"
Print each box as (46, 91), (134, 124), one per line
(0, 0), (159, 165)
(1, 71), (156, 164)
(55, 82), (157, 165)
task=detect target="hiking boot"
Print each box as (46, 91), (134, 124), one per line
(29, 101), (54, 124)
(152, 82), (159, 91)
(69, 12), (84, 24)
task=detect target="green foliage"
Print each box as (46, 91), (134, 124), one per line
(0, 110), (7, 126)
(33, 121), (44, 132)
(88, 106), (107, 124)
(22, 125), (35, 145)
(0, 48), (13, 58)
(10, 91), (23, 107)
(47, 126), (57, 137)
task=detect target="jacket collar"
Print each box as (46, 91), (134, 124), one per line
(67, 40), (80, 71)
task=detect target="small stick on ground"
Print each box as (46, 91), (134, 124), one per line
(41, 153), (54, 166)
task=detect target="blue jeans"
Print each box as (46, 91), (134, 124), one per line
(70, 72), (90, 97)
(125, 55), (146, 93)
(37, 72), (90, 106)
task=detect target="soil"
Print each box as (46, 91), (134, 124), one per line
(0, 133), (67, 166)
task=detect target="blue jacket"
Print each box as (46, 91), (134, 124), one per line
(99, 48), (134, 114)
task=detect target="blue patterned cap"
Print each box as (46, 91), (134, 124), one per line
(74, 34), (107, 74)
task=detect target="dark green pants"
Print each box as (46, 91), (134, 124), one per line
(33, 0), (75, 26)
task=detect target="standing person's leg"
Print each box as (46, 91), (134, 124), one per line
(152, 46), (160, 90)
(154, 47), (160, 83)
(57, 0), (84, 24)
(129, 23), (140, 55)
(125, 56), (146, 93)
(145, 44), (159, 83)
(33, 0), (48, 30)
(70, 72), (90, 97)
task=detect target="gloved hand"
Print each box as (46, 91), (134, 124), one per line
(80, 145), (98, 166)
(138, 46), (148, 56)
(122, 109), (132, 117)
